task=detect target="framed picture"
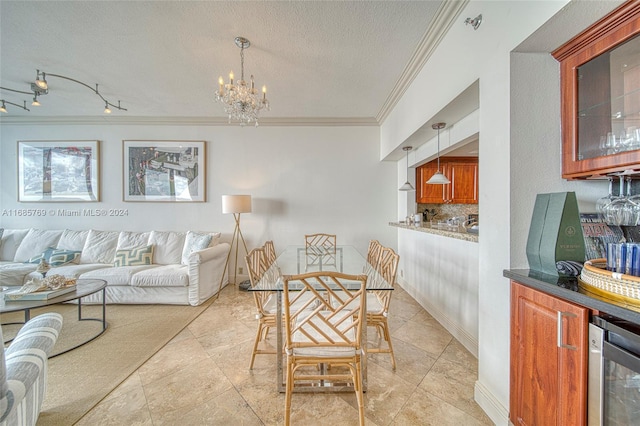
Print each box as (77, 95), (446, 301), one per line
(17, 140), (100, 202)
(123, 140), (206, 202)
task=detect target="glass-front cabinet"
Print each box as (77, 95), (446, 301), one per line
(553, 2), (640, 179)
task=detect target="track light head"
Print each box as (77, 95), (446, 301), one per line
(34, 70), (48, 90)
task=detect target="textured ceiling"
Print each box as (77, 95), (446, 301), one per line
(0, 0), (449, 123)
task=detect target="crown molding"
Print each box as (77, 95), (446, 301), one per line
(0, 115), (379, 127)
(376, 0), (469, 124)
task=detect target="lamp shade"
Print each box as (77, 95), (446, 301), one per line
(426, 171), (450, 184)
(399, 181), (415, 191)
(222, 194), (252, 214)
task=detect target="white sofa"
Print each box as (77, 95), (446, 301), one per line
(0, 228), (229, 306)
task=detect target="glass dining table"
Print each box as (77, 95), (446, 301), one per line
(251, 245), (393, 392)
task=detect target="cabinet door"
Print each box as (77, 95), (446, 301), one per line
(510, 281), (588, 426)
(448, 160), (478, 204)
(553, 2), (640, 178)
(416, 162), (446, 204)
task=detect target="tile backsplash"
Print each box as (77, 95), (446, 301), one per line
(417, 203), (479, 222)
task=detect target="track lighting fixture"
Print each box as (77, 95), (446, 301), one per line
(0, 69), (126, 114)
(34, 70), (48, 90)
(0, 99), (30, 113)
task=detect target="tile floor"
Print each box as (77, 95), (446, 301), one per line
(77, 284), (493, 425)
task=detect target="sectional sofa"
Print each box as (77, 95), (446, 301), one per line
(0, 228), (229, 306)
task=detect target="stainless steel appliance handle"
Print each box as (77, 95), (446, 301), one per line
(603, 340), (640, 372)
(557, 311), (577, 350)
(588, 323), (604, 426)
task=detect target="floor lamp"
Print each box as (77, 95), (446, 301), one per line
(219, 195), (251, 292)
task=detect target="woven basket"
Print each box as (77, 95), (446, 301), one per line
(579, 258), (640, 309)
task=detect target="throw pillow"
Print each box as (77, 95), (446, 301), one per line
(81, 230), (119, 264)
(114, 245), (154, 267)
(25, 247), (81, 267)
(48, 249), (82, 267)
(25, 247), (57, 264)
(13, 229), (63, 262)
(181, 231), (213, 265)
(148, 231), (185, 265)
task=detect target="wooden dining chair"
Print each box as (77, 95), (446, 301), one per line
(245, 247), (277, 369)
(263, 240), (277, 267)
(365, 239), (383, 273)
(366, 246), (399, 369)
(282, 271), (367, 426)
(304, 233), (337, 270)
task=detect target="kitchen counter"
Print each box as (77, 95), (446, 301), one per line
(389, 221), (478, 243)
(504, 269), (640, 324)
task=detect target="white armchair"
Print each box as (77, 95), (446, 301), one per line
(0, 313), (63, 426)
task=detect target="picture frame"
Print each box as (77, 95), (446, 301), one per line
(17, 140), (100, 202)
(123, 140), (206, 202)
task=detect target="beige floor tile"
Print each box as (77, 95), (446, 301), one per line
(75, 378), (152, 426)
(392, 319), (453, 358)
(419, 356), (488, 421)
(368, 338), (437, 386)
(392, 387), (492, 426)
(144, 357), (234, 418)
(138, 335), (210, 385)
(150, 387), (262, 426)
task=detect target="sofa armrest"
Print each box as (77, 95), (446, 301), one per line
(186, 243), (230, 306)
(1, 313), (63, 425)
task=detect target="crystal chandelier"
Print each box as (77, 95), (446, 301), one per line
(215, 37), (270, 127)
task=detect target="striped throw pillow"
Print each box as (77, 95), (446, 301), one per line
(114, 245), (154, 267)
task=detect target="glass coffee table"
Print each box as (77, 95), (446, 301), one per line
(1, 278), (107, 357)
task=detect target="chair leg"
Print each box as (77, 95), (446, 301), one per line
(284, 358), (294, 426)
(381, 323), (397, 370)
(354, 358), (365, 426)
(249, 321), (264, 369)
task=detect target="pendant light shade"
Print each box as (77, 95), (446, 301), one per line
(427, 122), (450, 184)
(399, 146), (415, 191)
(426, 171), (450, 184)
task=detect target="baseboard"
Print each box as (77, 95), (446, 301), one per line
(474, 380), (510, 425)
(398, 278), (478, 358)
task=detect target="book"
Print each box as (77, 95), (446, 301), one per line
(4, 285), (76, 301)
(580, 213), (625, 261)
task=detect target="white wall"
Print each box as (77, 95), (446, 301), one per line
(0, 123), (397, 277)
(510, 52), (605, 269)
(383, 1), (574, 424)
(398, 227), (479, 356)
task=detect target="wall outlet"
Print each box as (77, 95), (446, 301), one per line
(400, 269), (404, 278)
(238, 266), (244, 275)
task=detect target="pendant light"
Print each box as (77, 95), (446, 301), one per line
(399, 146), (415, 191)
(427, 122), (450, 184)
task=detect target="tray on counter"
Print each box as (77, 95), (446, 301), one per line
(579, 258), (640, 309)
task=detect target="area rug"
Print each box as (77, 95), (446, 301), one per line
(1, 299), (214, 425)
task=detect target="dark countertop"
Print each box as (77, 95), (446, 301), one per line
(504, 269), (640, 324)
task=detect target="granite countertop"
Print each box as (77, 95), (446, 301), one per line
(389, 222), (478, 243)
(504, 268), (640, 324)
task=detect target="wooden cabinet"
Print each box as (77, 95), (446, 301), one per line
(416, 157), (478, 204)
(553, 2), (640, 179)
(510, 281), (589, 426)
